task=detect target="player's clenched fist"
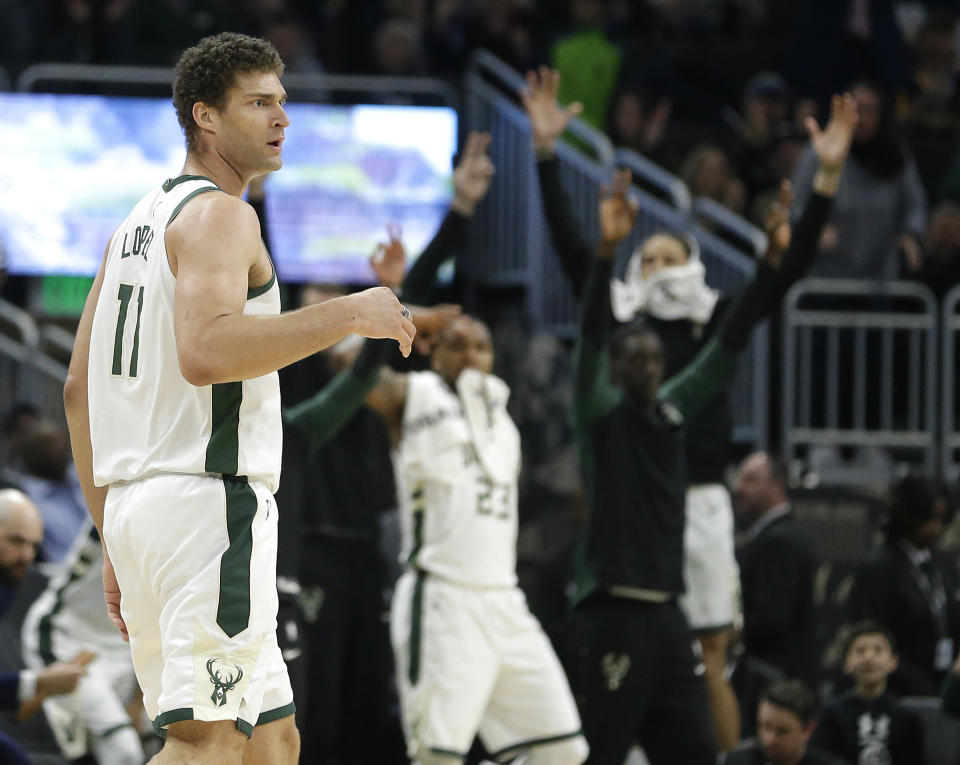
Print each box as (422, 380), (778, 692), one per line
(346, 286), (417, 357)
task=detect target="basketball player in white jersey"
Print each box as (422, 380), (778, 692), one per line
(22, 517), (145, 765)
(366, 317), (589, 765)
(62, 32), (415, 765)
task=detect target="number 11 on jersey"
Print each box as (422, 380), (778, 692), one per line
(112, 282), (145, 378)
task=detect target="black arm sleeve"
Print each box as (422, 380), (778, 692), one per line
(538, 157), (593, 296)
(757, 191), (833, 317)
(399, 209), (468, 305)
(718, 191), (834, 352)
(582, 257), (614, 341)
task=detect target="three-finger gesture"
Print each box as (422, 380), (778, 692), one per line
(370, 223), (406, 290)
(599, 169), (639, 256)
(452, 131), (496, 217)
(521, 67), (583, 154)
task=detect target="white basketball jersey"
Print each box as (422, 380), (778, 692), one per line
(88, 176), (282, 492)
(396, 369), (521, 587)
(22, 517), (128, 664)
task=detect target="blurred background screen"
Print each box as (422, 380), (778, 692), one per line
(0, 93), (457, 284)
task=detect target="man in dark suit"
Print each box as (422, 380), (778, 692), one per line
(847, 473), (960, 696)
(735, 452), (816, 682)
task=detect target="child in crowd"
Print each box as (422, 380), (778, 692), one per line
(811, 621), (927, 764)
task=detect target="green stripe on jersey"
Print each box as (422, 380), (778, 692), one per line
(162, 174), (218, 193)
(205, 382), (242, 476)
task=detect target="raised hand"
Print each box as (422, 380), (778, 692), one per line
(347, 286), (417, 357)
(521, 67), (583, 154)
(451, 131), (496, 217)
(370, 222), (406, 290)
(805, 92), (859, 172)
(599, 169), (639, 256)
(762, 179), (795, 267)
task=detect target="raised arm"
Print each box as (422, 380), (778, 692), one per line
(168, 194), (416, 386)
(285, 231), (461, 452)
(522, 67), (593, 294)
(573, 169), (637, 426)
(757, 92), (857, 311)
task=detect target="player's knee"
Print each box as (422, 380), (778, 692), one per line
(525, 735), (589, 765)
(273, 716), (300, 763)
(163, 719), (245, 763)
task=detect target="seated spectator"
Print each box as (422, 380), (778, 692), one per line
(0, 489), (89, 764)
(680, 142), (747, 215)
(734, 452), (816, 684)
(847, 473), (960, 696)
(7, 417), (87, 565)
(919, 200), (960, 297)
(791, 80), (927, 281)
(723, 680), (846, 765)
(811, 621), (927, 764)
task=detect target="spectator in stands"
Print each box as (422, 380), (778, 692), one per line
(0, 489), (89, 764)
(30, 0), (137, 65)
(7, 416), (87, 565)
(903, 12), (960, 201)
(550, 0), (622, 132)
(734, 451), (817, 683)
(847, 473), (960, 696)
(608, 86), (675, 168)
(680, 141), (748, 215)
(723, 679), (846, 765)
(919, 200), (960, 297)
(373, 17), (427, 77)
(811, 620), (927, 764)
(791, 80), (927, 281)
(525, 67), (855, 753)
(944, 650), (960, 717)
(727, 71), (792, 197)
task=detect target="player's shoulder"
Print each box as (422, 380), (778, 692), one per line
(171, 190), (258, 232)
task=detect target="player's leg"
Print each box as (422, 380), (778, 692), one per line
(239, 713), (299, 765)
(679, 484), (741, 751)
(479, 590), (587, 765)
(149, 719), (245, 764)
(637, 606), (716, 765)
(391, 572), (498, 764)
(696, 627), (740, 751)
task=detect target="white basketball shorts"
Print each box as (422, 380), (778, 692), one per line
(103, 473), (294, 738)
(391, 570), (583, 761)
(679, 483), (742, 632)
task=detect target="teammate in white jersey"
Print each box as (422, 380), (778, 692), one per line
(22, 517), (145, 765)
(62, 32), (415, 765)
(366, 311), (589, 765)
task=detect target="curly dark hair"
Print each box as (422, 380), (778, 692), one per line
(173, 32), (285, 152)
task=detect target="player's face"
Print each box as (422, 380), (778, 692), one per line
(213, 71), (289, 177)
(639, 234), (689, 279)
(612, 330), (663, 405)
(757, 702), (812, 765)
(844, 633), (897, 685)
(0, 514), (42, 585)
(432, 318), (494, 387)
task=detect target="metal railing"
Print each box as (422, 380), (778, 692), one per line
(782, 279), (938, 483)
(0, 299), (69, 424)
(941, 284), (960, 482)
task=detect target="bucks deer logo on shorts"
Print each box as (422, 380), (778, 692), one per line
(601, 653), (631, 691)
(207, 658), (244, 707)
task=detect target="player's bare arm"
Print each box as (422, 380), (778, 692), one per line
(169, 193), (416, 386)
(63, 241), (110, 535)
(63, 239), (129, 640)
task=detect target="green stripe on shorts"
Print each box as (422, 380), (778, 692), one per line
(408, 570), (427, 685)
(217, 477), (258, 638)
